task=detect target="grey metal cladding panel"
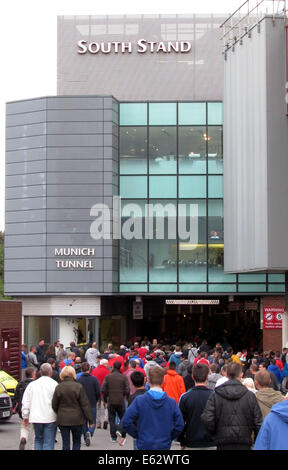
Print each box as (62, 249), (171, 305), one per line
(5, 259), (46, 271)
(47, 208), (96, 221)
(6, 160), (46, 176)
(5, 222), (46, 235)
(6, 98), (47, 115)
(6, 111), (47, 127)
(47, 246), (103, 257)
(47, 172), (103, 184)
(47, 110), (103, 121)
(47, 122), (104, 135)
(47, 196), (103, 209)
(5, 283), (46, 293)
(47, 146), (104, 159)
(6, 135), (46, 151)
(5, 271), (46, 283)
(6, 198), (46, 211)
(5, 246), (46, 259)
(46, 283), (103, 293)
(6, 123), (47, 139)
(5, 234), (46, 247)
(6, 185), (46, 199)
(47, 220), (95, 233)
(47, 184), (104, 196)
(47, 96), (105, 109)
(6, 209), (46, 223)
(6, 173), (46, 187)
(47, 160), (104, 172)
(47, 134), (104, 147)
(47, 233), (102, 245)
(6, 148), (47, 164)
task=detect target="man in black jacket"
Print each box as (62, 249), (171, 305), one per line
(178, 363), (216, 450)
(201, 362), (263, 450)
(77, 362), (101, 446)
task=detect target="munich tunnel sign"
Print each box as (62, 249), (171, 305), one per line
(263, 307), (284, 329)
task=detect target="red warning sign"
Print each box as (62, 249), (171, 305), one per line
(263, 307), (284, 329)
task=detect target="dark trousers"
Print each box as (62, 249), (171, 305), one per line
(108, 404), (126, 439)
(59, 425), (83, 450)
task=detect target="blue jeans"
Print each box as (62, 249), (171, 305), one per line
(82, 407), (97, 438)
(59, 425), (83, 450)
(33, 422), (57, 450)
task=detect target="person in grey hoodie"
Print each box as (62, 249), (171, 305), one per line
(85, 343), (100, 369)
(254, 369), (285, 419)
(207, 364), (222, 391)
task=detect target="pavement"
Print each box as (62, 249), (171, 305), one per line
(0, 414), (134, 451)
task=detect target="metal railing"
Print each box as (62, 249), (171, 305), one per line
(220, 0), (287, 51)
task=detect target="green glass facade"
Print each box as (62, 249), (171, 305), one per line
(119, 102), (285, 294)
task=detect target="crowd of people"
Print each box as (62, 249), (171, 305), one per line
(15, 337), (288, 451)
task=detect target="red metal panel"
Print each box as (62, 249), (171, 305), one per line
(1, 329), (21, 381)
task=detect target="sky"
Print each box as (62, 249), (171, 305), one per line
(0, 0), (241, 232)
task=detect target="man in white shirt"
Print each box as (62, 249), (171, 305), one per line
(21, 363), (58, 450)
(215, 364), (229, 388)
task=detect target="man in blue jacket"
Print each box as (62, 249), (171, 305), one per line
(121, 366), (184, 450)
(77, 362), (101, 446)
(254, 400), (288, 450)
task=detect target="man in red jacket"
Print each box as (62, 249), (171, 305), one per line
(108, 353), (125, 373)
(91, 358), (111, 429)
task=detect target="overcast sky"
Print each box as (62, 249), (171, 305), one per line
(0, 0), (241, 231)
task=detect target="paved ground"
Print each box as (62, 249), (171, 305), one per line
(0, 414), (134, 451)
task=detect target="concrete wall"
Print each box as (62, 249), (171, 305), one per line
(5, 96), (119, 295)
(57, 14), (225, 101)
(224, 16), (288, 273)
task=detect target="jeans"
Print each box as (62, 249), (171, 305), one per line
(108, 404), (126, 439)
(33, 422), (57, 450)
(59, 425), (83, 450)
(82, 407), (97, 438)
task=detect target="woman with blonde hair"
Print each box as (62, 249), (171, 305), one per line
(52, 366), (94, 450)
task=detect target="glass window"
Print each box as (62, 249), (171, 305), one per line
(238, 274), (266, 283)
(179, 176), (206, 198)
(208, 200), (236, 282)
(208, 284), (237, 293)
(149, 176), (177, 198)
(120, 239), (147, 282)
(149, 127), (177, 174)
(208, 102), (223, 125)
(120, 127), (147, 174)
(178, 126), (207, 174)
(178, 103), (206, 125)
(120, 103), (147, 126)
(179, 284), (207, 292)
(268, 284), (285, 293)
(120, 176), (147, 198)
(238, 284), (266, 293)
(149, 239), (177, 282)
(149, 103), (177, 125)
(208, 175), (223, 198)
(268, 274), (285, 282)
(178, 200), (206, 283)
(149, 284), (177, 292)
(208, 126), (223, 174)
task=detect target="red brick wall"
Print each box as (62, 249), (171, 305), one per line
(262, 297), (284, 352)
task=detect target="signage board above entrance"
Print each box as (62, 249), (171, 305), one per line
(77, 39), (192, 55)
(166, 299), (220, 305)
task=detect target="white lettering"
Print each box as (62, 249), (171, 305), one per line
(181, 41), (192, 53)
(137, 39), (147, 53)
(77, 40), (88, 54)
(88, 42), (100, 54)
(156, 42), (167, 53)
